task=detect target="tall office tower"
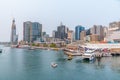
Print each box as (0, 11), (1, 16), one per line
(86, 29), (91, 35)
(23, 21), (42, 43)
(11, 19), (18, 44)
(57, 23), (68, 40)
(32, 22), (42, 42)
(90, 25), (104, 41)
(75, 25), (85, 40)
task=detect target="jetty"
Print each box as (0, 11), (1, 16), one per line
(64, 51), (82, 56)
(110, 48), (120, 56)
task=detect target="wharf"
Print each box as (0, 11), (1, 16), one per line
(64, 51), (82, 56)
(110, 48), (120, 56)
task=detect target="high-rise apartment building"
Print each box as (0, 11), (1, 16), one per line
(75, 25), (85, 40)
(105, 21), (120, 42)
(67, 30), (74, 42)
(23, 21), (42, 43)
(23, 21), (32, 43)
(80, 30), (86, 41)
(90, 25), (104, 41)
(11, 19), (18, 44)
(109, 21), (120, 31)
(90, 34), (99, 42)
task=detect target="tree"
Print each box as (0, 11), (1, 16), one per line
(32, 43), (35, 46)
(50, 43), (57, 48)
(43, 43), (48, 47)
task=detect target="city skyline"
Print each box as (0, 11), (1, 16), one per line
(0, 0), (120, 42)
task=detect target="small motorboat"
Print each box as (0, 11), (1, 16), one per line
(51, 62), (57, 68)
(67, 55), (73, 60)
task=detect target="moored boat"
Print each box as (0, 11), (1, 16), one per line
(82, 50), (95, 61)
(67, 55), (73, 60)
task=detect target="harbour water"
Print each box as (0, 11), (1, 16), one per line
(0, 47), (120, 80)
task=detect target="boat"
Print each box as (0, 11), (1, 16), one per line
(67, 55), (73, 60)
(0, 49), (2, 53)
(52, 48), (59, 51)
(82, 50), (95, 61)
(103, 53), (112, 57)
(51, 62), (57, 68)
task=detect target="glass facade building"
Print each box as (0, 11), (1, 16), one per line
(23, 21), (42, 43)
(75, 25), (85, 40)
(32, 22), (42, 42)
(11, 19), (18, 44)
(56, 24), (68, 40)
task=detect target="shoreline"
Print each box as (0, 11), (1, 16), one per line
(10, 44), (120, 57)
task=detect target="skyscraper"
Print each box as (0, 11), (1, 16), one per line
(75, 25), (85, 40)
(23, 21), (42, 43)
(11, 19), (18, 44)
(32, 22), (42, 42)
(55, 23), (68, 40)
(90, 25), (104, 41)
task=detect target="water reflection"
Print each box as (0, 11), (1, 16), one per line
(75, 57), (95, 64)
(110, 57), (120, 73)
(96, 57), (102, 66)
(94, 58), (105, 69)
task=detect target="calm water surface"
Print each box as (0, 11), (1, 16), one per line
(0, 47), (120, 80)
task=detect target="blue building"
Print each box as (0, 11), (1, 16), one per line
(75, 25), (85, 40)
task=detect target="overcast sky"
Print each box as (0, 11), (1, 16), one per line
(0, 0), (120, 42)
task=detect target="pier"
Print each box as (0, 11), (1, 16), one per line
(64, 51), (82, 56)
(110, 48), (120, 56)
